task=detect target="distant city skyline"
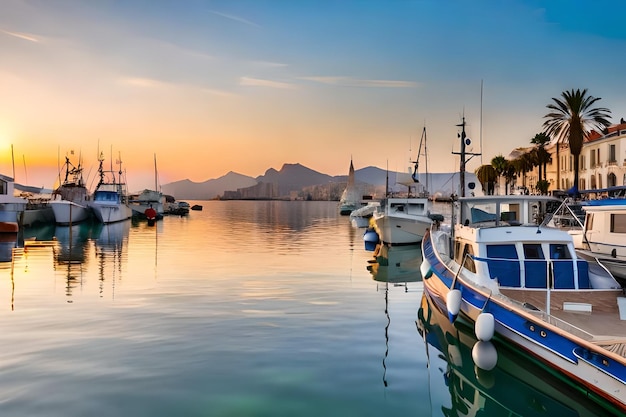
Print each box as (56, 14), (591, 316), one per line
(2, 0), (626, 191)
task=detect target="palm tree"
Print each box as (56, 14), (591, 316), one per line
(543, 89), (611, 195)
(491, 154), (508, 194)
(512, 151), (535, 192)
(475, 164), (497, 195)
(530, 132), (552, 182)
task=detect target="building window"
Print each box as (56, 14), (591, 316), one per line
(608, 173), (617, 187)
(609, 144), (617, 164)
(590, 149), (596, 168)
(598, 174), (603, 189)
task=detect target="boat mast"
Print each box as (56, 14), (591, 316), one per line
(154, 153), (158, 191)
(413, 126), (429, 197)
(452, 117), (480, 198)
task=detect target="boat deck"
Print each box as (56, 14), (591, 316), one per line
(500, 288), (626, 356)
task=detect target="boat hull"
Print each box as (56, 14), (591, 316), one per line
(50, 201), (91, 225)
(373, 213), (430, 245)
(421, 227), (626, 411)
(90, 202), (132, 224)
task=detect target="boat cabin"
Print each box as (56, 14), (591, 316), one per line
(452, 196), (619, 292)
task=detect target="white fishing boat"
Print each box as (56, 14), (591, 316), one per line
(49, 156), (92, 225)
(372, 127), (440, 244)
(373, 195), (435, 244)
(421, 193), (626, 411)
(89, 153), (132, 224)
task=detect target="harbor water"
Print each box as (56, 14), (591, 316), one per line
(1, 201), (616, 416)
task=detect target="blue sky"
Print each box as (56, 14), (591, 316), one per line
(1, 0), (626, 190)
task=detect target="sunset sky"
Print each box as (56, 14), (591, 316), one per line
(2, 0), (626, 192)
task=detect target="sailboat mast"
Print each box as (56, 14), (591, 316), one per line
(154, 153), (158, 191)
(423, 127), (429, 195)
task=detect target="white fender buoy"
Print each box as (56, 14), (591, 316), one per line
(475, 312), (495, 342)
(420, 259), (433, 279)
(446, 289), (462, 322)
(472, 340), (498, 371)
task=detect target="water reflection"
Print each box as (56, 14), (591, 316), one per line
(369, 244), (423, 389)
(94, 220), (130, 298)
(53, 223), (94, 300)
(368, 244), (423, 286)
(416, 292), (618, 416)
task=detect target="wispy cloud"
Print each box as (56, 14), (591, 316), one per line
(240, 77), (294, 89)
(299, 76), (419, 88)
(0, 29), (40, 43)
(119, 77), (169, 89)
(209, 11), (260, 28)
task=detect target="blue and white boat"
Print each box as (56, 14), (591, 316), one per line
(89, 153), (132, 224)
(421, 195), (626, 411)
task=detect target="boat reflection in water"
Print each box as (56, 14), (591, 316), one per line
(53, 223), (94, 300)
(416, 292), (619, 416)
(368, 244), (423, 388)
(94, 220), (130, 298)
(368, 243), (423, 287)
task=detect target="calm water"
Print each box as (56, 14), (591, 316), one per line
(1, 201), (616, 416)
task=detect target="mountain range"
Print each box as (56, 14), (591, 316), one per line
(161, 163), (480, 201)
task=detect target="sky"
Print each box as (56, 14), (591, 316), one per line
(2, 0), (626, 192)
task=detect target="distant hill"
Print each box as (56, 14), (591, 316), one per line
(161, 171), (257, 200)
(256, 163), (334, 196)
(160, 163), (482, 200)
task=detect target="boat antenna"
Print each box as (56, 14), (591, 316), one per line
(154, 153), (159, 191)
(57, 146), (61, 187)
(22, 154), (28, 185)
(10, 144), (15, 180)
(452, 116), (481, 197)
(385, 160), (389, 197)
(480, 79), (484, 166)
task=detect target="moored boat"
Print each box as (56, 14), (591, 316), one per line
(89, 153), (132, 224)
(338, 159), (361, 215)
(372, 126), (441, 244)
(576, 197), (626, 286)
(49, 156), (92, 225)
(373, 195), (435, 245)
(421, 194), (626, 411)
(21, 193), (54, 227)
(129, 189), (165, 220)
(349, 201), (380, 228)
